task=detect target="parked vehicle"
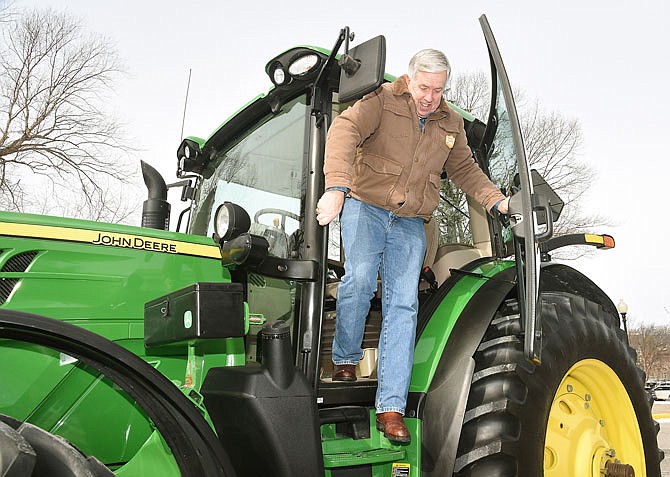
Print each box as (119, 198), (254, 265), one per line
(0, 15), (662, 476)
(655, 385), (670, 401)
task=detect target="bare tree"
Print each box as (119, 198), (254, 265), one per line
(448, 71), (490, 117)
(0, 7), (133, 214)
(437, 71), (611, 250)
(629, 322), (670, 381)
(31, 177), (142, 224)
(0, 1), (13, 21)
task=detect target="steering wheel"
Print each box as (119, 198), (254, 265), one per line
(254, 208), (300, 232)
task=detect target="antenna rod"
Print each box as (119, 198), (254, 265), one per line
(180, 69), (192, 140)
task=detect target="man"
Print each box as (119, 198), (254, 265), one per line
(316, 49), (508, 443)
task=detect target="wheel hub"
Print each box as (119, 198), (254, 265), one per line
(605, 461), (636, 477)
(544, 359), (644, 476)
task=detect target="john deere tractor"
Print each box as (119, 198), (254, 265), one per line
(0, 15), (662, 477)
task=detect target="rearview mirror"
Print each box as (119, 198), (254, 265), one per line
(511, 170), (564, 225)
(338, 35), (386, 103)
(530, 170), (564, 225)
(508, 170), (564, 242)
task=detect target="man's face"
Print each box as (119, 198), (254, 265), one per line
(407, 70), (448, 117)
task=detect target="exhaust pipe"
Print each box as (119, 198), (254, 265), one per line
(140, 161), (170, 230)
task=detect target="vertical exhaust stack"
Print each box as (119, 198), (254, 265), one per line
(140, 161), (170, 230)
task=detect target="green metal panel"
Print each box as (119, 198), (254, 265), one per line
(410, 261), (515, 393)
(114, 430), (181, 477)
(25, 351), (154, 464)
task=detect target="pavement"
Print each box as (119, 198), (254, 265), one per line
(653, 401), (670, 476)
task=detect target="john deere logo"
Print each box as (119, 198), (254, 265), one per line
(0, 221), (220, 259)
(93, 232), (178, 253)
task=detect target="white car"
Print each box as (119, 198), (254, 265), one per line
(654, 385), (670, 400)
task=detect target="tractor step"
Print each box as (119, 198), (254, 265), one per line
(319, 406), (409, 469)
(323, 447), (406, 468)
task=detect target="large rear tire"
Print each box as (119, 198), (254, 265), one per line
(454, 292), (663, 476)
(0, 415), (114, 476)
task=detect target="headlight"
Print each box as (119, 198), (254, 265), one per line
(214, 202), (251, 242)
(177, 138), (206, 173)
(269, 61), (288, 86)
(273, 67), (286, 85)
(288, 53), (319, 77)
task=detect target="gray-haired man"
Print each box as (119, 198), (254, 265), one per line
(316, 49), (508, 442)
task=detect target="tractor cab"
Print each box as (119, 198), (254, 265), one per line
(174, 18), (544, 388)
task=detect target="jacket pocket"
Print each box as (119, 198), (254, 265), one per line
(417, 172), (442, 217)
(380, 104), (411, 138)
(354, 153), (403, 207)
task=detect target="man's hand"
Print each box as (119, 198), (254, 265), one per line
(316, 190), (345, 226)
(497, 197), (510, 215)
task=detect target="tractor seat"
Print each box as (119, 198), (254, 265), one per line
(421, 217), (487, 287)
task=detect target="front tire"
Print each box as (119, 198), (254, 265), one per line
(454, 292), (663, 476)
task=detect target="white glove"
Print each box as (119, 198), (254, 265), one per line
(316, 190), (345, 226)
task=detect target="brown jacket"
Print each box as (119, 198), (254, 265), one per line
(324, 75), (504, 220)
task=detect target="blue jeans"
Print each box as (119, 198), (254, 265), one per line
(333, 198), (426, 415)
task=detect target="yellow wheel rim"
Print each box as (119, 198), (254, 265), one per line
(544, 358), (646, 476)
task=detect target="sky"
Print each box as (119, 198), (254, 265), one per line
(10, 0), (670, 325)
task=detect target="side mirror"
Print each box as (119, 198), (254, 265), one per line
(508, 170), (564, 243)
(530, 170), (564, 225)
(338, 35), (386, 103)
(508, 192), (554, 242)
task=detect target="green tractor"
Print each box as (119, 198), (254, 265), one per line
(0, 15), (662, 476)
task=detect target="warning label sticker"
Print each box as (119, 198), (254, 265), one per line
(391, 463), (410, 477)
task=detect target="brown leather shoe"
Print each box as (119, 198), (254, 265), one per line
(332, 364), (357, 382)
(376, 412), (411, 443)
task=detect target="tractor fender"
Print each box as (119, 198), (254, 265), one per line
(539, 262), (618, 320)
(411, 263), (516, 476)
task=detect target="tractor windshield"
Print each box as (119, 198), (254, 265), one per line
(189, 95), (308, 258)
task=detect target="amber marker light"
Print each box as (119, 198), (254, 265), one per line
(584, 234), (615, 249)
(601, 234), (615, 249)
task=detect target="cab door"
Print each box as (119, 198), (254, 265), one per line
(479, 14), (556, 364)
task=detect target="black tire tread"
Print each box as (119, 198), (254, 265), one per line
(454, 293), (662, 477)
(0, 415), (114, 477)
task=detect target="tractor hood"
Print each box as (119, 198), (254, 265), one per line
(0, 210), (226, 327)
